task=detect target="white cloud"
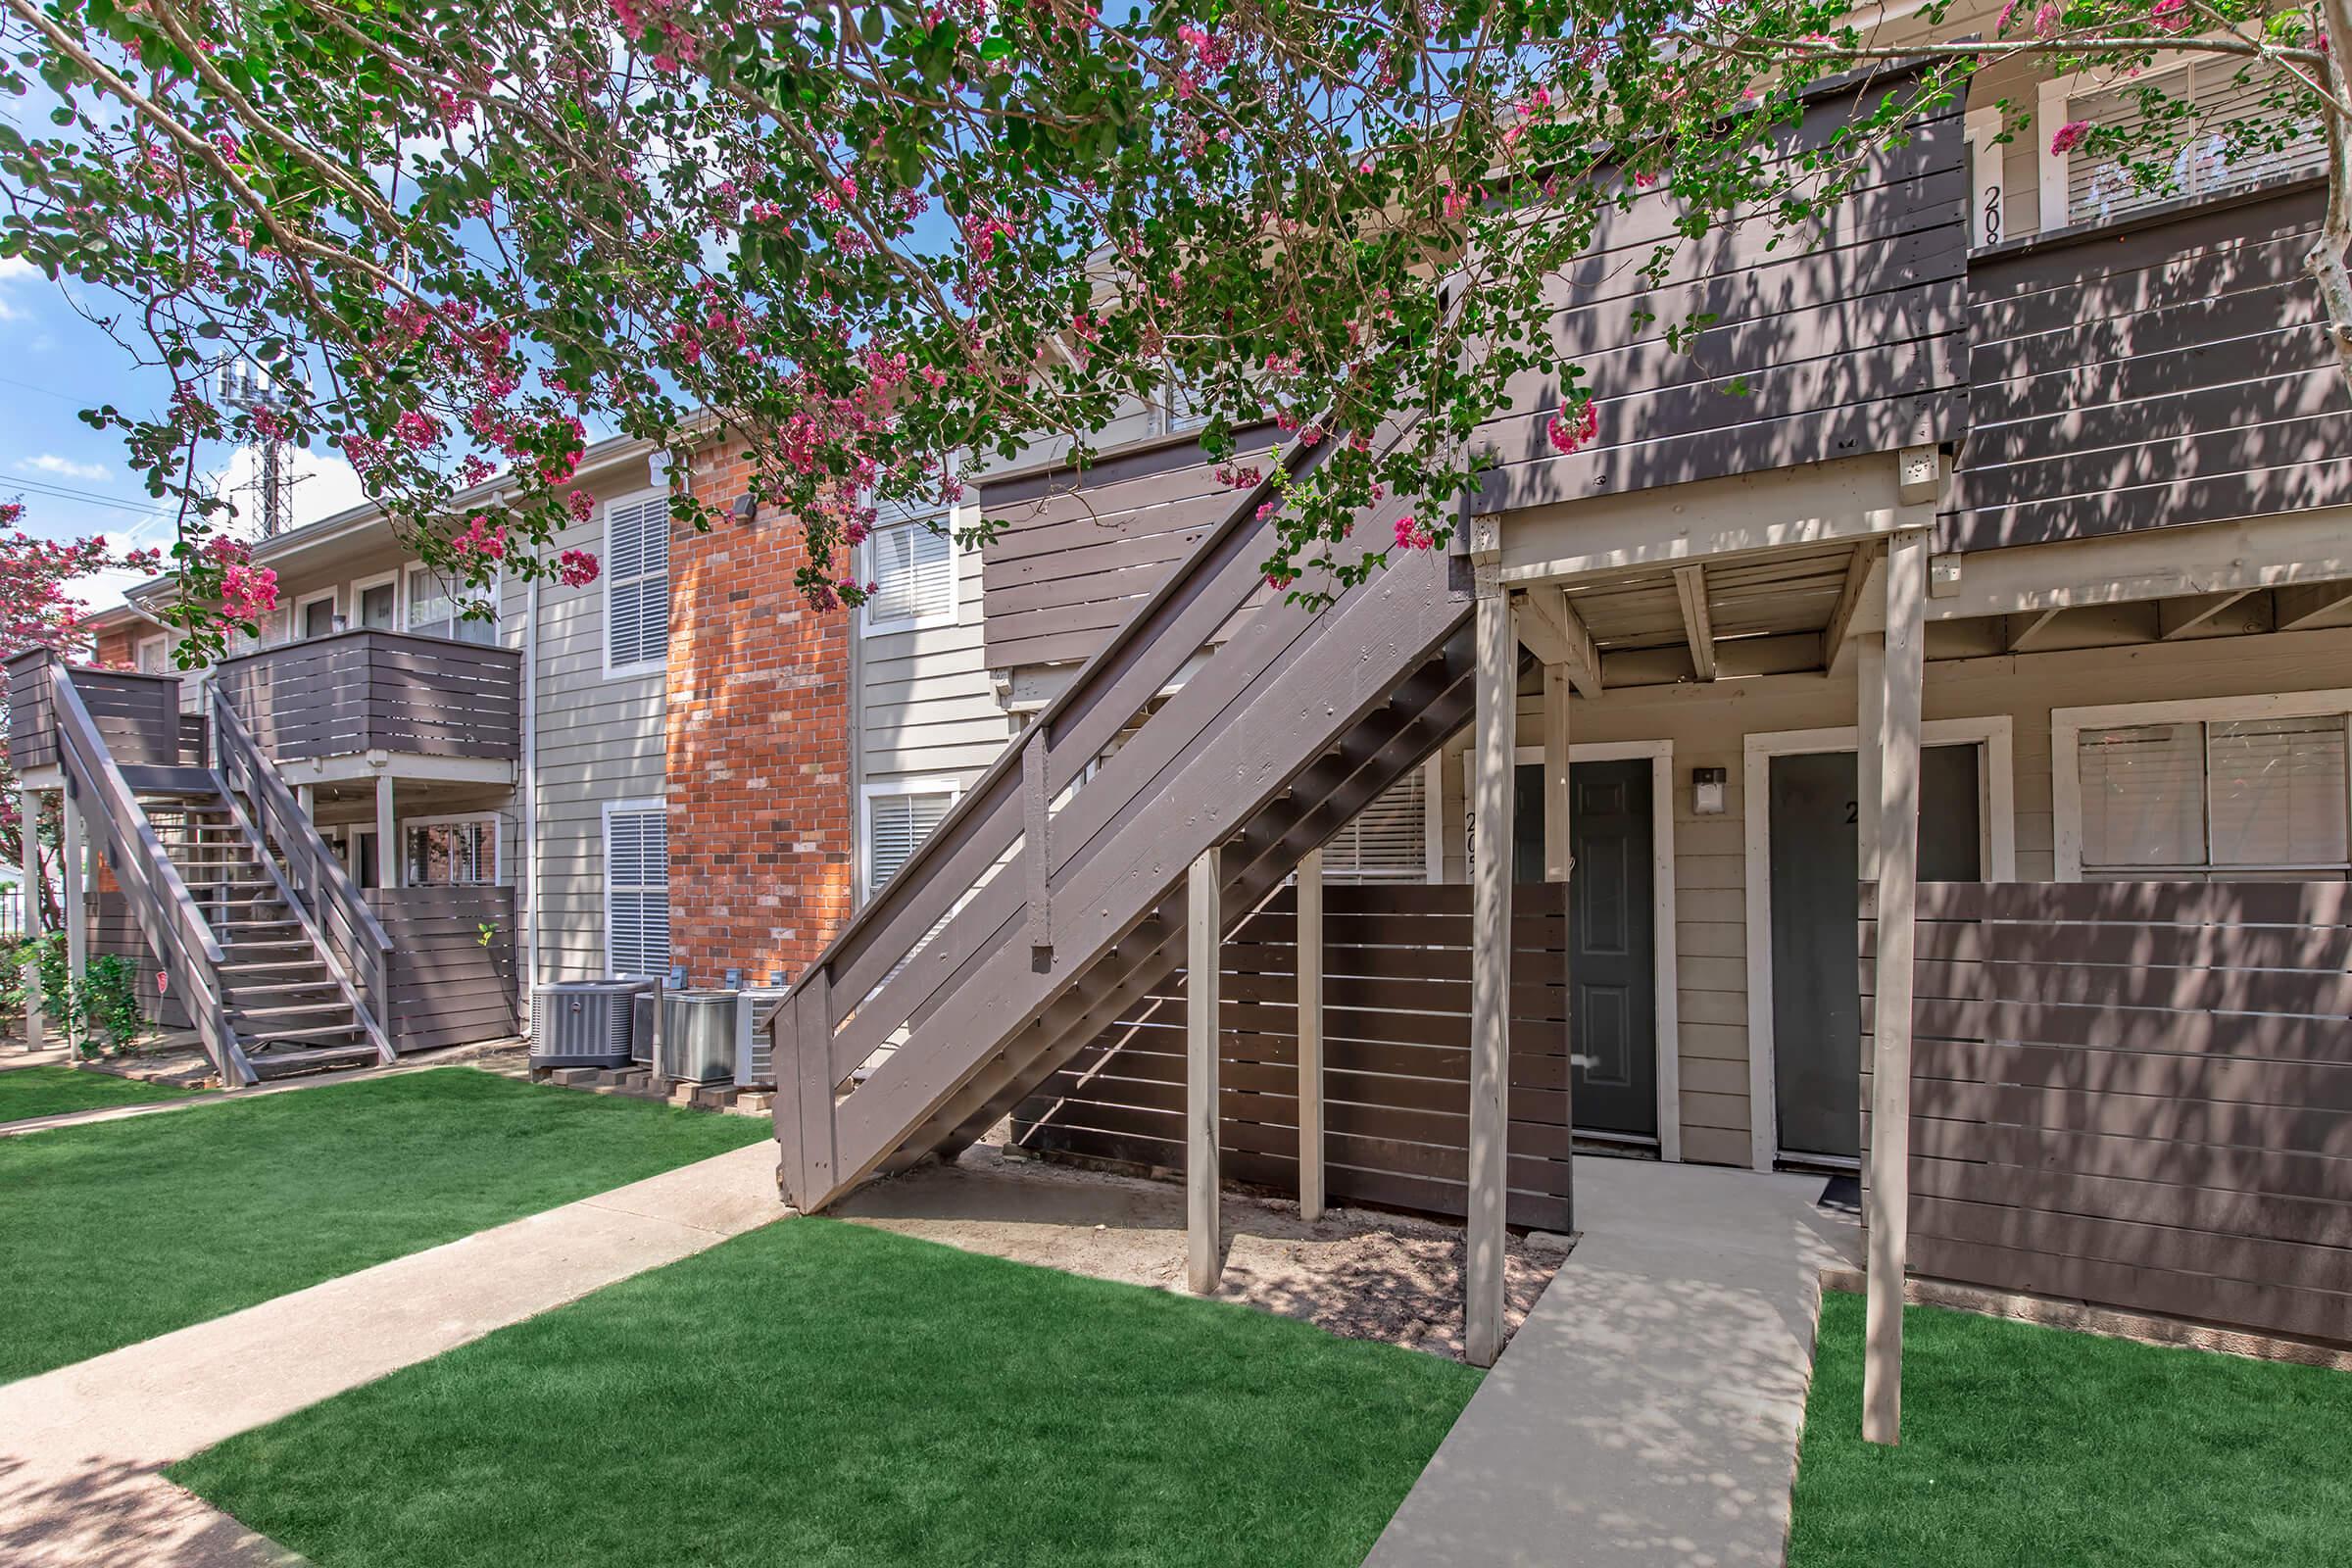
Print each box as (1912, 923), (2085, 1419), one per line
(0, 256), (38, 324)
(209, 443), (369, 533)
(25, 453), (111, 482)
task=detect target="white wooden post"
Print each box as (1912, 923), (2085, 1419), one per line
(61, 787), (85, 1039)
(1187, 846), (1223, 1293)
(19, 788), (42, 1051)
(1466, 575), (1516, 1368)
(1864, 530), (1929, 1446)
(1297, 845), (1326, 1222)
(298, 783), (316, 820)
(374, 773), (398, 889)
(1856, 633), (1885, 871)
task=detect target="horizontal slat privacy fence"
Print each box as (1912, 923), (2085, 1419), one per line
(213, 630), (522, 762)
(367, 885), (519, 1054)
(3, 653), (186, 773)
(1862, 880), (2352, 1346)
(1011, 882), (1575, 1230)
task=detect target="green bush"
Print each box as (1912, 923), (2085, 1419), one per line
(0, 934), (146, 1054)
(75, 953), (143, 1056)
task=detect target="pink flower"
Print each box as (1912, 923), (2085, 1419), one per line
(564, 490), (595, 523)
(556, 549), (601, 588)
(2150, 0), (2190, 30)
(1393, 514), (1435, 551)
(2033, 1), (2060, 36)
(392, 410), (442, 448)
(1546, 398), (1600, 455)
(453, 514), (508, 564)
(219, 564), (279, 622)
(2049, 119), (2093, 156)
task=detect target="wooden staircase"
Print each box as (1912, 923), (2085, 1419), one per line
(43, 662), (394, 1087)
(770, 439), (1483, 1212)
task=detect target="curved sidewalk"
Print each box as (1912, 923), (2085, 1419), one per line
(0, 1141), (787, 1567)
(1369, 1155), (1860, 1568)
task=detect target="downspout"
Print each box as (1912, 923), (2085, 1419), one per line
(520, 567), (540, 1028)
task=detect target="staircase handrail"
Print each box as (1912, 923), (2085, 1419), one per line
(45, 662), (249, 1084)
(784, 431), (1340, 1022)
(209, 685), (395, 1061)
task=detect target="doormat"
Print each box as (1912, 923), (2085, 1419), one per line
(1817, 1174), (1861, 1213)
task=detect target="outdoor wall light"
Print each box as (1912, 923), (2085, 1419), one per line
(1691, 765), (1728, 816)
(731, 493), (758, 523)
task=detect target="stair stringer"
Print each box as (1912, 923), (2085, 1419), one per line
(795, 544), (1475, 1209)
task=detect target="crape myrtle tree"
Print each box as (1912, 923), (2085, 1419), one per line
(0, 500), (163, 928)
(0, 0), (2344, 660)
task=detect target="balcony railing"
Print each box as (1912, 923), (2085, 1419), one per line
(4, 651), (194, 775)
(212, 629), (521, 764)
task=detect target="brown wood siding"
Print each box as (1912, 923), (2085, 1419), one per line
(214, 631), (521, 762)
(1475, 91), (1970, 512)
(91, 888), (193, 1031)
(1943, 179), (2352, 552)
(1862, 880), (2352, 1346)
(3, 653), (186, 774)
(6, 650), (57, 773)
(1011, 882), (1575, 1230)
(977, 74), (1969, 673)
(367, 885), (519, 1053)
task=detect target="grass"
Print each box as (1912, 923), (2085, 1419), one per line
(1789, 1292), (2352, 1567)
(172, 1218), (1481, 1568)
(0, 1061), (199, 1121)
(0, 1066), (768, 1383)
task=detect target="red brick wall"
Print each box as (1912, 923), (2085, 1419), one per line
(665, 447), (857, 984)
(91, 627), (135, 667)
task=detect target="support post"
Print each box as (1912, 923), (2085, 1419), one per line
(1466, 574), (1516, 1368)
(785, 970), (838, 1210)
(374, 773), (398, 889)
(19, 788), (41, 1051)
(297, 783), (316, 820)
(1297, 846), (1325, 1222)
(1864, 530), (1928, 1446)
(62, 786), (85, 1016)
(1856, 634), (1885, 871)
(1187, 846), (1223, 1293)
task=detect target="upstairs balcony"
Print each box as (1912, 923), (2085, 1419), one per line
(210, 628), (521, 785)
(6, 631), (521, 790)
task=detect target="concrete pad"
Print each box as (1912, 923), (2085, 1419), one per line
(0, 1141), (787, 1566)
(1367, 1155), (1858, 1568)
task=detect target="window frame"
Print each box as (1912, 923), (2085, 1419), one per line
(294, 588), (341, 641)
(2055, 690), (2352, 880)
(601, 797), (670, 980)
(1964, 107), (2006, 249)
(132, 632), (170, 674)
(859, 777), (960, 902)
(2036, 45), (2325, 233)
(602, 487), (671, 679)
(859, 506), (961, 637)
(400, 811), (503, 887)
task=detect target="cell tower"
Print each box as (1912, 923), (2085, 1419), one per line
(217, 361), (299, 538)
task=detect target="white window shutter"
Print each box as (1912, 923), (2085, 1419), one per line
(606, 807), (669, 977)
(606, 497), (670, 670)
(867, 518), (954, 628)
(1324, 770), (1427, 882)
(868, 790), (954, 894)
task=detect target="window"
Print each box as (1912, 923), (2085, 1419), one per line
(1322, 769), (1429, 882)
(404, 817), (497, 886)
(604, 492), (669, 674)
(358, 580), (397, 630)
(299, 592), (340, 639)
(865, 786), (955, 896)
(604, 803), (669, 978)
(133, 634), (169, 674)
(2045, 54), (2324, 229)
(406, 565), (497, 645)
(863, 514), (956, 633)
(1150, 377), (1208, 437)
(2077, 711), (2350, 878)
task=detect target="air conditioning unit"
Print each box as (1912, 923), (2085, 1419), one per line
(529, 980), (655, 1069)
(737, 986), (791, 1088)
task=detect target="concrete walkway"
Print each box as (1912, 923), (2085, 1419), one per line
(1368, 1155), (1859, 1568)
(0, 1141), (787, 1567)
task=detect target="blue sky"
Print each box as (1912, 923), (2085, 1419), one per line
(0, 255), (371, 615)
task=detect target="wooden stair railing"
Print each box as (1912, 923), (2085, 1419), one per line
(210, 687), (396, 1065)
(44, 662), (252, 1086)
(774, 521), (1477, 1210)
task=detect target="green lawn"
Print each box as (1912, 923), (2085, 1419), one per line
(1790, 1292), (2352, 1566)
(0, 1061), (199, 1121)
(0, 1067), (767, 1383)
(173, 1218), (1480, 1568)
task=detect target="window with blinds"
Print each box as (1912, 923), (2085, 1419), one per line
(2064, 58), (2324, 227)
(2079, 714), (2350, 878)
(867, 789), (955, 895)
(406, 564), (498, 645)
(604, 494), (670, 673)
(864, 516), (956, 631)
(1321, 769), (1428, 881)
(605, 805), (669, 977)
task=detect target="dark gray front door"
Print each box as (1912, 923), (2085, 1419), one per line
(1511, 760), (1658, 1142)
(1768, 745), (1982, 1160)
